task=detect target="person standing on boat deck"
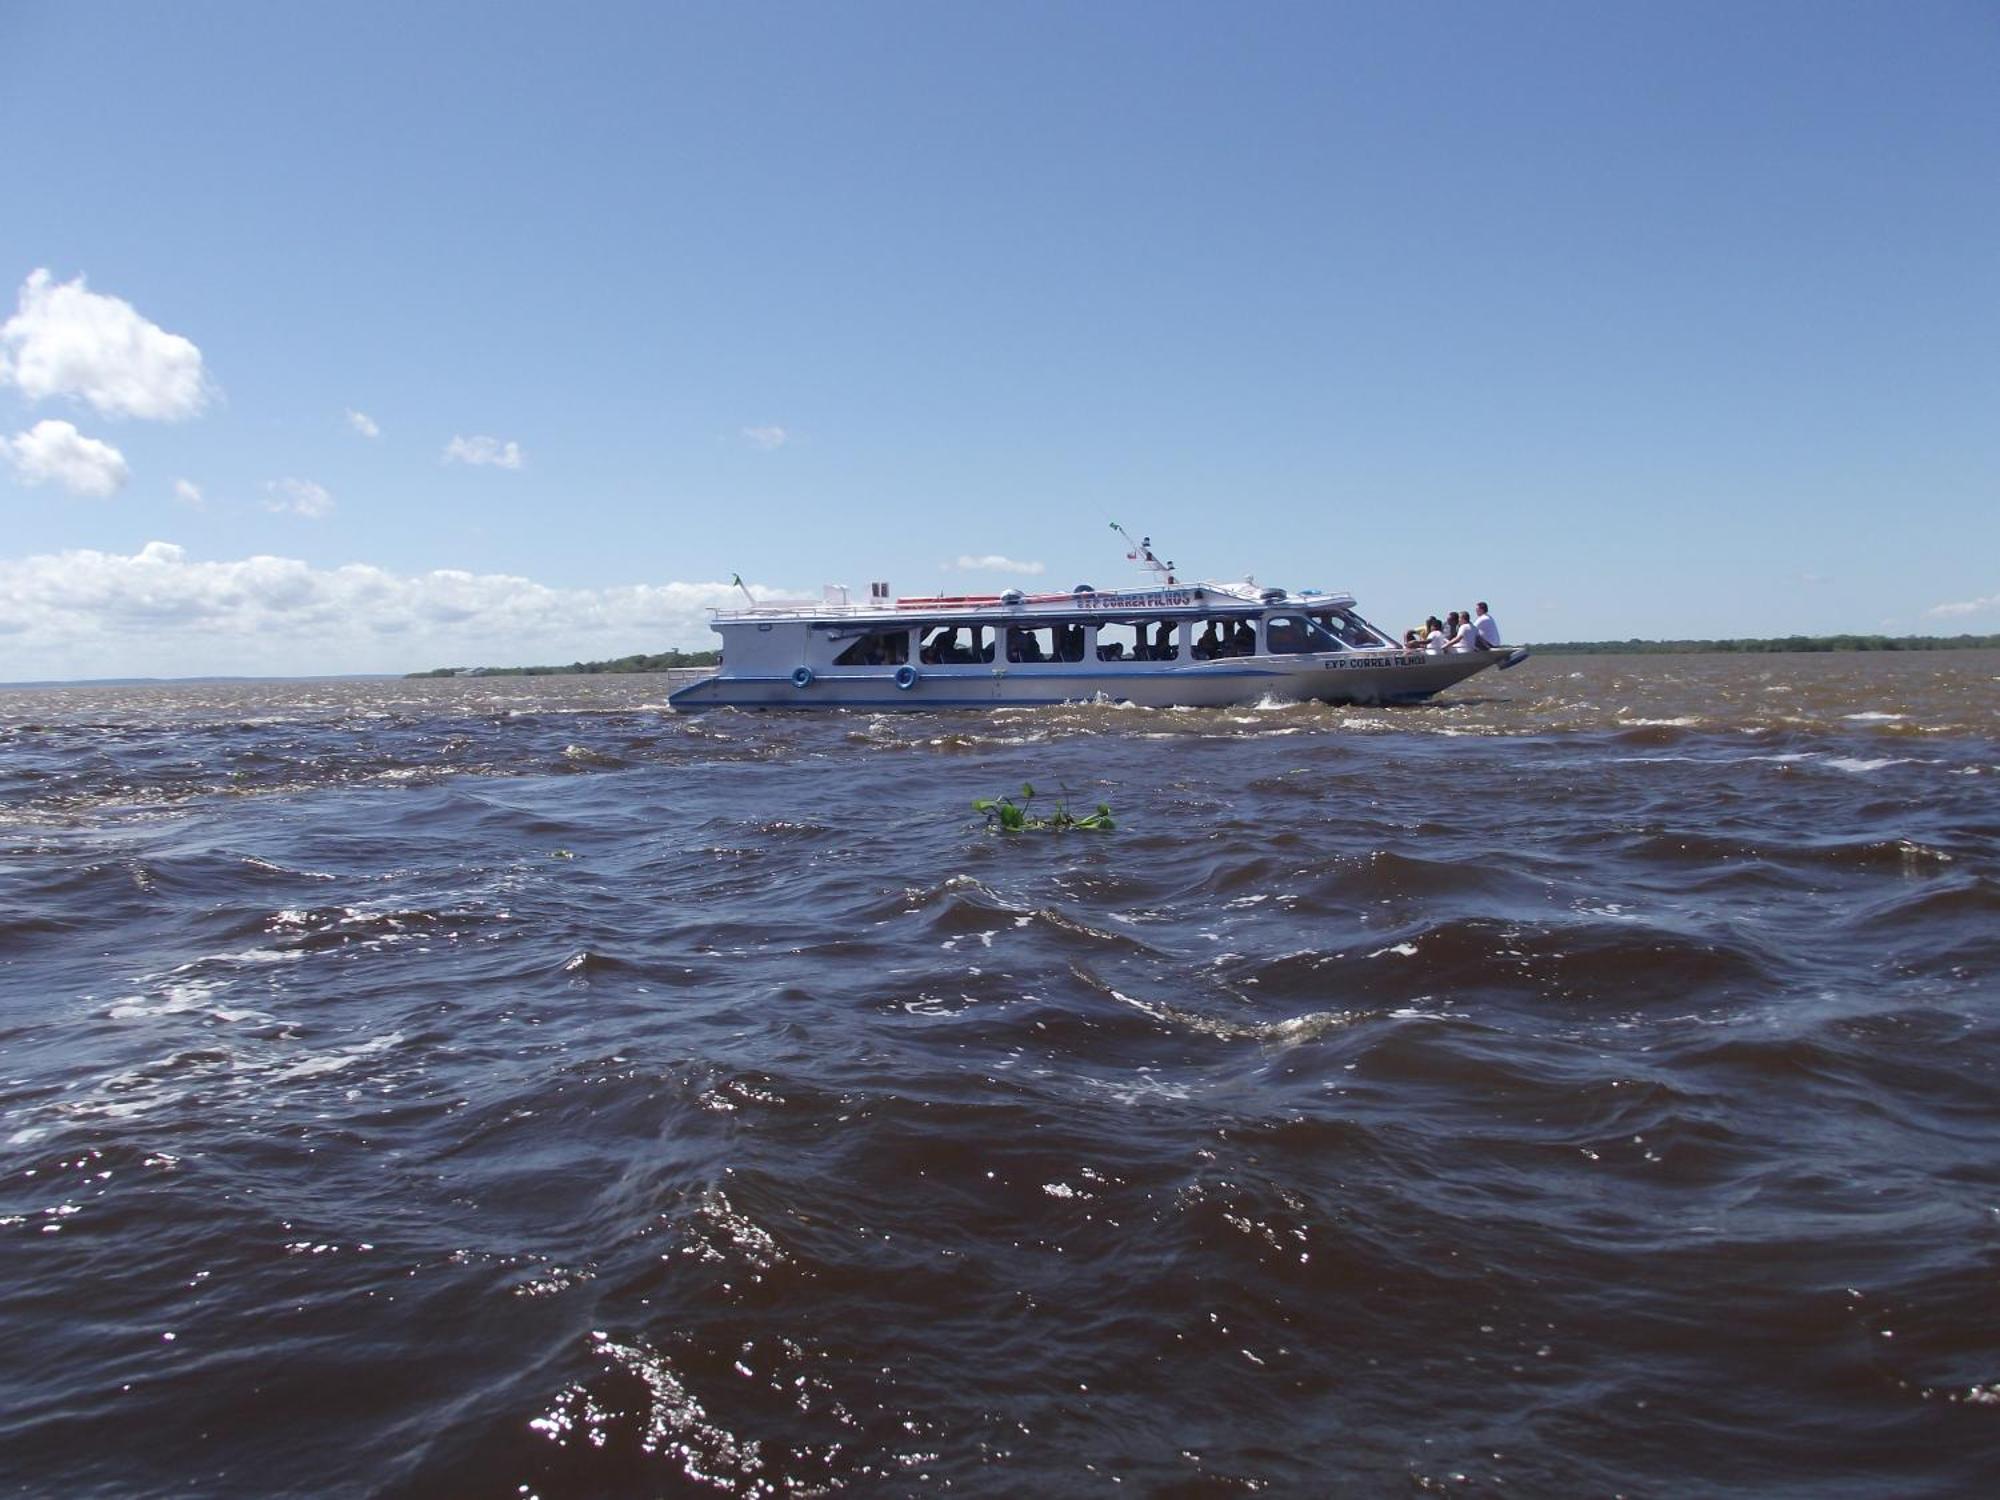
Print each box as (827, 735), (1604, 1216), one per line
(1474, 602), (1501, 649)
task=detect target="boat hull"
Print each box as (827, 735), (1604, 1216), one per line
(668, 650), (1513, 712)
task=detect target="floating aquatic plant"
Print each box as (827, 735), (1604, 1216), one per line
(974, 782), (1114, 833)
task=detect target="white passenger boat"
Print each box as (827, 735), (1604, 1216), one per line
(668, 531), (1527, 712)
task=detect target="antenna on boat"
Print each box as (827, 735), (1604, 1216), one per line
(1109, 521), (1177, 586)
(730, 571), (757, 607)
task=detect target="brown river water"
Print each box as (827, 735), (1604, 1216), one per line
(1, 651), (1996, 1495)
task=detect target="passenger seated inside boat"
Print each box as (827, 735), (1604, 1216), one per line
(922, 626), (971, 664)
(1095, 619), (1179, 662)
(999, 624), (1087, 664)
(835, 628), (910, 667)
(1005, 626), (1048, 663)
(1192, 619), (1251, 659)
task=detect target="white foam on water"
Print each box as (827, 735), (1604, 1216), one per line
(1824, 757), (1914, 774)
(105, 972), (231, 1020)
(1367, 942), (1419, 958)
(1576, 902), (1644, 922)
(266, 1030), (406, 1082)
(1078, 1072), (1197, 1105)
(1842, 711), (1906, 722)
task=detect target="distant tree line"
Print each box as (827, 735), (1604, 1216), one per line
(406, 649), (720, 678)
(1528, 634), (2000, 655)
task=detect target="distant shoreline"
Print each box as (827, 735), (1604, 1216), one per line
(0, 673), (401, 690)
(1524, 634), (1999, 655)
(404, 650), (721, 679)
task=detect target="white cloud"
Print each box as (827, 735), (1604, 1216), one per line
(740, 425), (787, 450)
(1927, 594), (1998, 620)
(3, 419), (130, 498)
(0, 269), (211, 420)
(264, 477), (334, 519)
(443, 434), (524, 469)
(173, 478), (204, 509)
(346, 409), (381, 439)
(0, 540), (764, 679)
(947, 554), (1045, 576)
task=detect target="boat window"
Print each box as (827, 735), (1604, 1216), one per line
(1094, 619), (1180, 662)
(833, 629), (910, 666)
(1265, 614), (1344, 654)
(1004, 624), (1086, 664)
(1191, 617), (1256, 660)
(919, 625), (979, 664)
(1004, 626), (1046, 663)
(1312, 610), (1388, 649)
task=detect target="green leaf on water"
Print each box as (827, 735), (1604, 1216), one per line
(974, 784), (1114, 835)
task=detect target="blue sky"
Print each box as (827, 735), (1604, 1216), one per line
(3, 2), (1996, 677)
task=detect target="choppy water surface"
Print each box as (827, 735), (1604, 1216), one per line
(3, 654), (1997, 1496)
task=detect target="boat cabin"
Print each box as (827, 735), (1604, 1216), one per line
(711, 586), (1396, 679)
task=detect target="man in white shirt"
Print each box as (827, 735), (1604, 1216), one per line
(1474, 602), (1501, 649)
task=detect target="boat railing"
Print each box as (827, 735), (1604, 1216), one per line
(709, 580), (1360, 621)
(711, 599), (883, 620)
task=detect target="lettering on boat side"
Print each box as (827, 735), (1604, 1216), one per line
(1324, 653), (1428, 669)
(1073, 588), (1197, 611)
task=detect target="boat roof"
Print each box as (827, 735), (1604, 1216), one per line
(709, 581), (1359, 626)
